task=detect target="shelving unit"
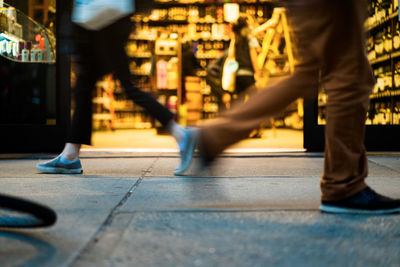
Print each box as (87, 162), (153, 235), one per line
(101, 31), (156, 130)
(365, 0), (400, 125)
(28, 0), (56, 27)
(0, 3), (56, 125)
(97, 0), (279, 129)
(143, 0), (276, 123)
(318, 0), (400, 126)
(306, 0), (400, 152)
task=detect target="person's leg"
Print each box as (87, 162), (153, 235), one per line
(61, 143), (81, 162)
(197, 0), (339, 164)
(286, 0), (400, 214)
(115, 64), (194, 173)
(199, 66), (319, 163)
(63, 68), (99, 157)
(314, 0), (374, 201)
(36, 67), (98, 173)
(113, 52), (187, 144)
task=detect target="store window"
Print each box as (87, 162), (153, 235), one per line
(318, 0), (400, 126)
(89, 1), (304, 134)
(0, 0), (56, 125)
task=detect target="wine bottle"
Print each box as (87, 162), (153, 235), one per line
(393, 21), (400, 51)
(384, 25), (392, 53)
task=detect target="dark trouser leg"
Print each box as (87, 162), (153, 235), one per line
(114, 54), (174, 128)
(66, 70), (99, 145)
(200, 0), (374, 201)
(285, 0), (374, 200)
(315, 1), (373, 201)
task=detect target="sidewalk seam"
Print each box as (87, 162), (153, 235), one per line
(68, 158), (159, 267)
(368, 159), (400, 174)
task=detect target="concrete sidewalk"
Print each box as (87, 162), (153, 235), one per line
(0, 152), (399, 266)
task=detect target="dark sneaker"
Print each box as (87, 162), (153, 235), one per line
(36, 155), (83, 174)
(174, 128), (198, 176)
(320, 187), (400, 215)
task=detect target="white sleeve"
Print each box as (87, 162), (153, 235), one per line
(248, 36), (260, 49)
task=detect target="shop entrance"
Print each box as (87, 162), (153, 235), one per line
(4, 1), (398, 153)
(77, 2), (304, 152)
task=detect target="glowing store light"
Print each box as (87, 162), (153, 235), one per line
(224, 3), (240, 23)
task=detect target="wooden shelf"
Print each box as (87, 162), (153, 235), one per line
(369, 50), (400, 65)
(370, 91), (392, 99)
(129, 53), (152, 58)
(365, 11), (399, 32)
(148, 20), (188, 27)
(129, 37), (156, 41)
(370, 54), (391, 65)
(131, 72), (151, 76)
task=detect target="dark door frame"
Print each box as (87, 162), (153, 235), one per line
(0, 1), (71, 153)
(303, 99), (400, 152)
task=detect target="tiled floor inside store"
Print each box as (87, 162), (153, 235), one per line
(84, 128), (304, 150)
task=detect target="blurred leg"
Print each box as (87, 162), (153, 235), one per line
(200, 65), (319, 162)
(114, 54), (175, 128)
(66, 69), (99, 145)
(199, 0), (374, 203)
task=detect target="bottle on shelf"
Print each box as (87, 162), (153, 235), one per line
(384, 25), (392, 54)
(394, 61), (400, 90)
(374, 31), (385, 58)
(156, 58), (168, 89)
(393, 21), (400, 51)
(374, 101), (392, 124)
(373, 65), (392, 94)
(166, 57), (179, 90)
(394, 101), (400, 124)
(394, 0), (399, 13)
(367, 35), (376, 61)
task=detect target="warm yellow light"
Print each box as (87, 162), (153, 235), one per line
(224, 3), (239, 23)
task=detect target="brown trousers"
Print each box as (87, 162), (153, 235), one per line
(200, 0), (374, 201)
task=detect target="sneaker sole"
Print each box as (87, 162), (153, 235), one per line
(37, 165), (83, 174)
(320, 204), (400, 215)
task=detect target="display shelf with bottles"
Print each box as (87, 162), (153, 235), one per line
(0, 3), (56, 125)
(154, 0), (275, 120)
(0, 4), (55, 63)
(366, 0), (400, 125)
(112, 77), (153, 129)
(127, 38), (154, 76)
(93, 75), (154, 130)
(318, 0), (400, 126)
(154, 36), (180, 125)
(28, 0), (55, 27)
(365, 0), (398, 32)
(124, 0), (277, 126)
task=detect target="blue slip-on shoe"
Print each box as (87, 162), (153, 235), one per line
(36, 155), (83, 174)
(320, 187), (400, 215)
(174, 128), (198, 176)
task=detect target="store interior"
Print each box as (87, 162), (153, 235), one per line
(2, 0), (400, 151)
(74, 0), (305, 150)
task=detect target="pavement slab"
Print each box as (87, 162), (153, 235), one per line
(150, 157), (325, 177)
(120, 177), (322, 211)
(0, 176), (139, 267)
(0, 158), (157, 178)
(119, 176), (400, 212)
(0, 155), (399, 267)
(368, 156), (400, 173)
(73, 211), (400, 267)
